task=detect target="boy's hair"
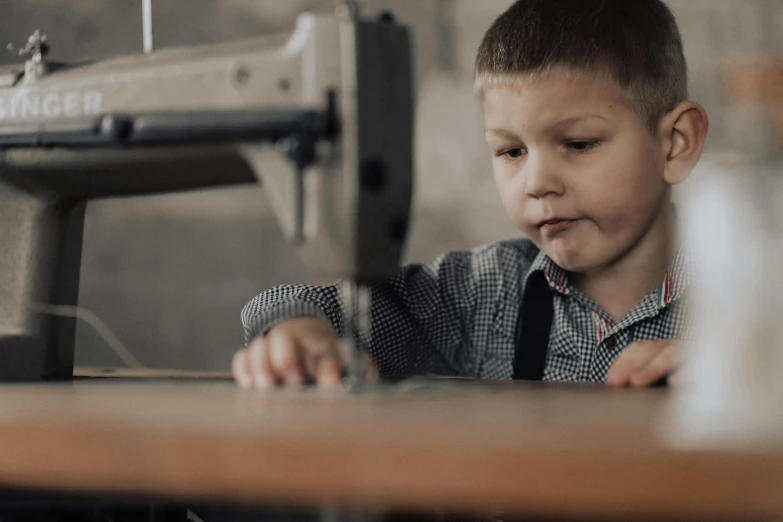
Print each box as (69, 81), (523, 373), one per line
(474, 0), (687, 131)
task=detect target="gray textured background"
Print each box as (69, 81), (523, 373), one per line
(1, 1), (781, 371)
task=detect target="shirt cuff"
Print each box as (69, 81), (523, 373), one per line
(244, 299), (336, 344)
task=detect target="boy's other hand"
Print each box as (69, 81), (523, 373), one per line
(232, 318), (343, 390)
(605, 340), (678, 388)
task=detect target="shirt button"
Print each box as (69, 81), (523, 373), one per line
(606, 337), (617, 351)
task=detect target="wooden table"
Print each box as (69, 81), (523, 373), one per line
(0, 369), (780, 520)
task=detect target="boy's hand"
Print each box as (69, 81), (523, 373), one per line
(605, 340), (678, 388)
(232, 317), (343, 389)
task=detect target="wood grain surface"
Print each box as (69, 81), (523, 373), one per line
(73, 365), (233, 380)
(0, 375), (780, 519)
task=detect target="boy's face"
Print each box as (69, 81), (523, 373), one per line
(482, 71), (669, 273)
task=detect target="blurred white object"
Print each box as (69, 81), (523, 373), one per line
(663, 153), (783, 449)
(142, 0), (153, 53)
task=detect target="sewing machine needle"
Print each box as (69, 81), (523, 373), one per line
(340, 279), (376, 390)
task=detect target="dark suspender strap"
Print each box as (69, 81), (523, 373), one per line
(513, 271), (554, 381)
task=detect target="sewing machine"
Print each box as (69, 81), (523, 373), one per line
(0, 6), (413, 382)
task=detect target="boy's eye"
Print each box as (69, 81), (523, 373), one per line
(565, 140), (599, 152)
(502, 148), (527, 159)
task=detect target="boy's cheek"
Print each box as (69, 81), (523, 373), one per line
(495, 185), (531, 233)
(580, 189), (642, 236)
(514, 213), (540, 243)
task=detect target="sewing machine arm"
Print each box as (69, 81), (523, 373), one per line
(0, 10), (413, 381)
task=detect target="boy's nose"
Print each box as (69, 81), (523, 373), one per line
(524, 155), (565, 199)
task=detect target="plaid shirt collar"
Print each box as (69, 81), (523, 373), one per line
(524, 247), (689, 342)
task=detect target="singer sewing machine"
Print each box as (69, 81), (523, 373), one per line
(0, 6), (413, 382)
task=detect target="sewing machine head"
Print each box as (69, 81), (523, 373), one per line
(0, 6), (413, 381)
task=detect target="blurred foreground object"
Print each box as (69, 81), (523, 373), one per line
(665, 57), (783, 449)
(723, 57), (783, 145)
(0, 6), (412, 383)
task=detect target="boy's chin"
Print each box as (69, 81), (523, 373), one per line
(544, 248), (598, 273)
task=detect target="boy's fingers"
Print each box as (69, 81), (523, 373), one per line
(300, 340), (332, 376)
(667, 368), (681, 387)
(310, 345), (343, 389)
(605, 341), (659, 387)
(267, 331), (304, 387)
(232, 348), (252, 389)
(315, 358), (342, 388)
(247, 336), (275, 389)
(630, 344), (676, 388)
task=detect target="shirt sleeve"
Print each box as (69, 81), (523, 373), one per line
(240, 249), (481, 379)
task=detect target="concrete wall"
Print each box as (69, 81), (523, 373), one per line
(1, 1), (781, 371)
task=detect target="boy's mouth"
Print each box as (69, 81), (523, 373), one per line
(538, 218), (578, 234)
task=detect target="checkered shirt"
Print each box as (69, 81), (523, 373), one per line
(241, 239), (690, 382)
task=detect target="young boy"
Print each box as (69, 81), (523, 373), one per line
(232, 0), (708, 390)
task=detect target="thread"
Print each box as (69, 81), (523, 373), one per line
(32, 303), (145, 369)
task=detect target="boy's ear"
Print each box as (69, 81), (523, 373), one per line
(659, 101), (709, 185)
